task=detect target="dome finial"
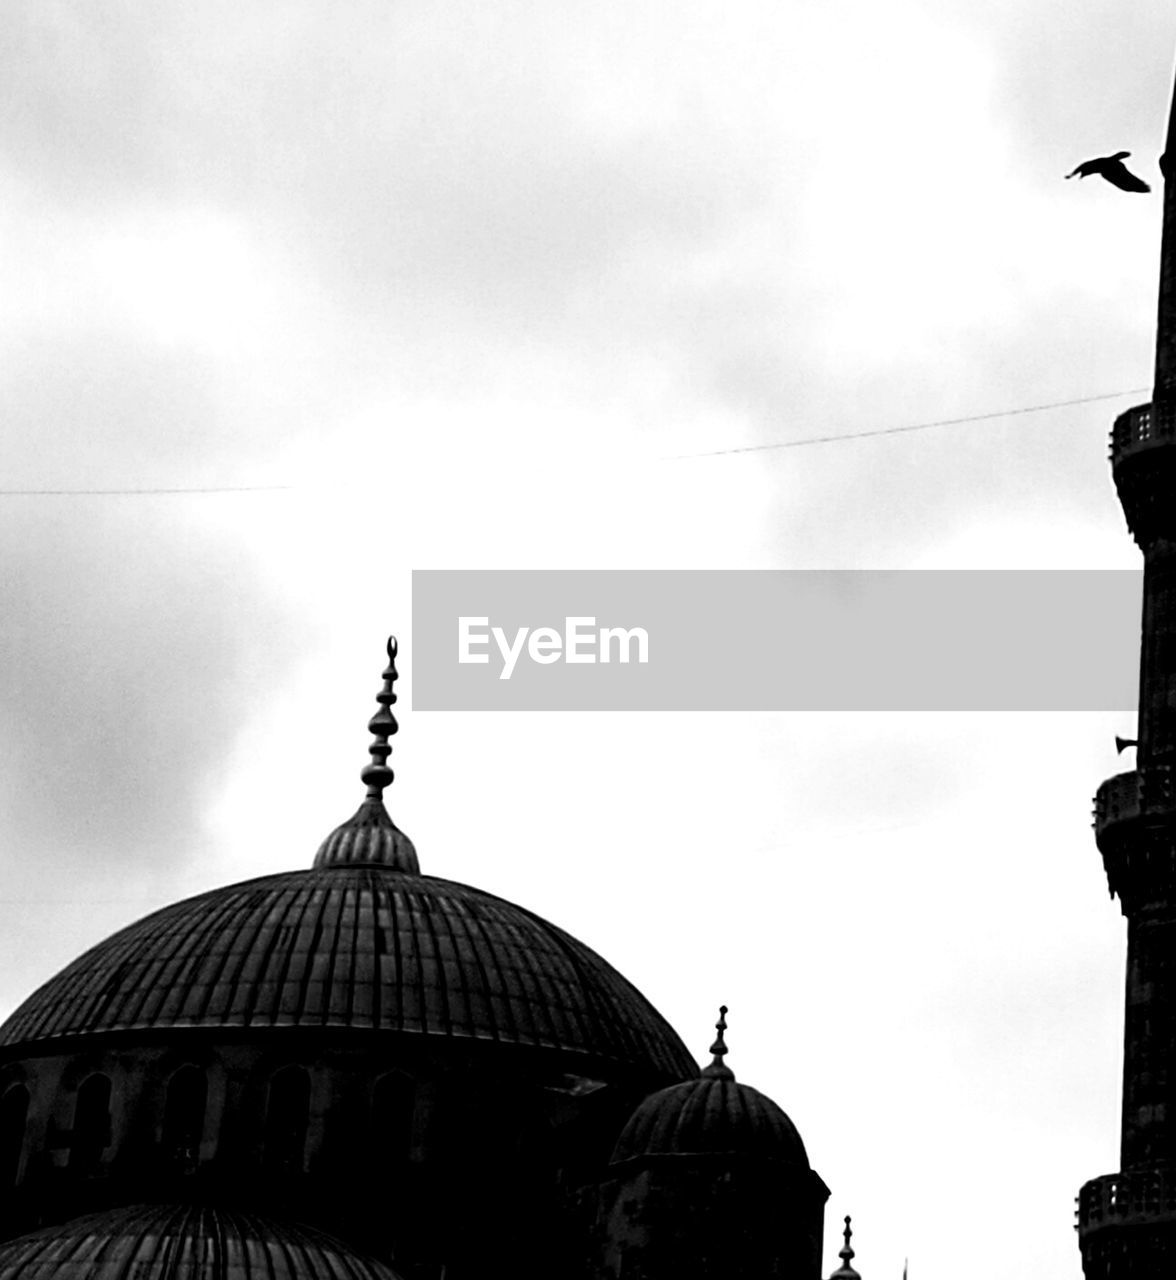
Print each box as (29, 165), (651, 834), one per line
(360, 636), (399, 799)
(829, 1214), (862, 1280)
(313, 636), (419, 873)
(701, 1004), (735, 1080)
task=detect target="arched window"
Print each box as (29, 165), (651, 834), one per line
(262, 1066), (310, 1174)
(0, 1085), (29, 1189)
(71, 1074), (111, 1173)
(162, 1066), (206, 1170)
(372, 1071), (416, 1158)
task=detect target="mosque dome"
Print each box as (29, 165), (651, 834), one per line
(611, 1006), (809, 1165)
(0, 640), (694, 1084)
(0, 865), (692, 1079)
(0, 1203), (403, 1278)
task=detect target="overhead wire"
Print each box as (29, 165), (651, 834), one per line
(0, 386), (1151, 494)
(669, 387), (1151, 459)
(0, 483), (294, 497)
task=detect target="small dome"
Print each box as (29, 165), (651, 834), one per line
(611, 1074), (809, 1164)
(0, 1203), (403, 1279)
(313, 797), (419, 872)
(611, 1006), (809, 1165)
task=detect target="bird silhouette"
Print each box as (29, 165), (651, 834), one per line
(1066, 151), (1151, 193)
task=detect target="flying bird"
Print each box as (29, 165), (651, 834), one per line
(1066, 151), (1151, 193)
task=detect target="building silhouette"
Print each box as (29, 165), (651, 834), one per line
(1078, 63), (1176, 1280)
(0, 639), (833, 1278)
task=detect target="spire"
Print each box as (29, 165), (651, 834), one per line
(701, 1004), (735, 1081)
(1162, 53), (1176, 182)
(313, 636), (420, 872)
(828, 1215), (862, 1280)
(1155, 55), (1176, 401)
(361, 635), (400, 800)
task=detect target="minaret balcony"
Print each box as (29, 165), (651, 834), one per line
(1094, 771), (1143, 853)
(1110, 402), (1176, 467)
(1094, 767), (1176, 906)
(1095, 768), (1176, 838)
(1078, 1169), (1176, 1240)
(1110, 402), (1176, 544)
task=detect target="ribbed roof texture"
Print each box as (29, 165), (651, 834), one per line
(611, 1076), (810, 1165)
(0, 867), (696, 1081)
(313, 800), (419, 872)
(0, 1204), (402, 1279)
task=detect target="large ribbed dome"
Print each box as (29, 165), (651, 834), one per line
(0, 865), (695, 1081)
(0, 1204), (402, 1278)
(0, 639), (694, 1082)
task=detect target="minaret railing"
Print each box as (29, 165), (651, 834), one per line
(1079, 1169), (1176, 1237)
(1110, 401), (1176, 464)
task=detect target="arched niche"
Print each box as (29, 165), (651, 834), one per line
(372, 1070), (416, 1159)
(162, 1065), (207, 1170)
(0, 1085), (29, 1189)
(70, 1074), (111, 1173)
(262, 1066), (310, 1175)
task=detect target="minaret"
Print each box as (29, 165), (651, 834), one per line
(1078, 62), (1176, 1279)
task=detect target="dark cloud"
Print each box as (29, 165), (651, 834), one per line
(0, 501), (294, 863)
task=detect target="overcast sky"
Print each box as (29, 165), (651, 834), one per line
(2, 3), (1172, 1275)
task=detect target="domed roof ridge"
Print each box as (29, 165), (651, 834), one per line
(314, 637), (418, 873)
(609, 1006), (810, 1166)
(0, 1202), (404, 1278)
(0, 863), (696, 1082)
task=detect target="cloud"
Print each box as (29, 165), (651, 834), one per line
(0, 501), (292, 859)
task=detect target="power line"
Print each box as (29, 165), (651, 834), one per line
(0, 386), (1153, 493)
(668, 387), (1151, 459)
(0, 483), (293, 496)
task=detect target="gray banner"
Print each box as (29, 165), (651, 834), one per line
(411, 570), (1141, 711)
